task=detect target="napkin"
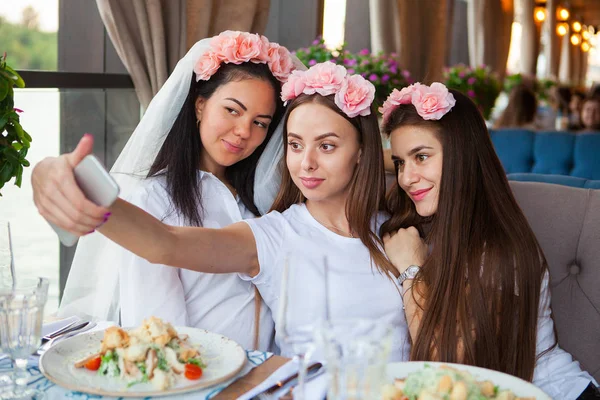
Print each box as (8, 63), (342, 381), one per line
(238, 359), (328, 400)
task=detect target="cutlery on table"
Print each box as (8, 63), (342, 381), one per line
(37, 321), (96, 355)
(41, 320), (89, 345)
(262, 361), (323, 396)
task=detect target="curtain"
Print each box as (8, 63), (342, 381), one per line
(518, 0), (541, 76)
(370, 0), (449, 83)
(468, 0), (514, 80)
(96, 0), (270, 108)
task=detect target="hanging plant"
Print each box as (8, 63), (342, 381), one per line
(0, 53), (31, 195)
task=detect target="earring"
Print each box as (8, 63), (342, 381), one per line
(196, 119), (201, 130)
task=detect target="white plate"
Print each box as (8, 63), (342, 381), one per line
(386, 361), (551, 399)
(39, 326), (246, 397)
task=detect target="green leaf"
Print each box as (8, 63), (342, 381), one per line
(0, 162), (14, 184)
(14, 164), (23, 187)
(3, 65), (25, 88)
(2, 146), (20, 164)
(0, 79), (8, 102)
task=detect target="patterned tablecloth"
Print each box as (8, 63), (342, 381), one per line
(0, 350), (272, 399)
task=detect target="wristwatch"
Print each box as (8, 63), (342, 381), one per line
(398, 265), (420, 285)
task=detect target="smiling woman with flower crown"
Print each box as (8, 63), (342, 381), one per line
(33, 62), (412, 361)
(379, 82), (599, 399)
(31, 31), (299, 352)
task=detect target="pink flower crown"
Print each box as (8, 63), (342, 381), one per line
(281, 62), (375, 118)
(379, 82), (456, 123)
(194, 31), (295, 83)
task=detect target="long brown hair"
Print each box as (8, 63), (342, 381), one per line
(381, 90), (549, 381)
(271, 93), (397, 279)
(493, 84), (537, 129)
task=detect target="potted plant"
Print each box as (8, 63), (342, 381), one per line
(503, 73), (556, 104)
(0, 53), (31, 195)
(294, 38), (413, 110)
(443, 64), (502, 120)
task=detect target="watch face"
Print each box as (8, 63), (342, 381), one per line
(406, 265), (420, 278)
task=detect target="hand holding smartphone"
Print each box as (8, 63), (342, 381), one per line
(50, 155), (120, 247)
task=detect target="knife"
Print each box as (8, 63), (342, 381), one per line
(262, 362), (323, 395)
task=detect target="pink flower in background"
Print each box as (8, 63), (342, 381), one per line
(302, 62), (346, 96)
(411, 82), (456, 120)
(281, 70), (307, 103)
(359, 49), (370, 56)
(194, 52), (222, 80)
(467, 77), (476, 85)
(309, 59), (317, 66)
(368, 74), (378, 82)
(267, 44), (294, 80)
(13, 108), (23, 113)
(467, 90), (476, 98)
(335, 74), (375, 117)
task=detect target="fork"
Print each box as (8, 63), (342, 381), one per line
(41, 320), (89, 345)
(36, 321), (96, 355)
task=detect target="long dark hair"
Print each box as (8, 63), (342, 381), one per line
(381, 90), (548, 381)
(148, 62), (284, 226)
(271, 93), (398, 279)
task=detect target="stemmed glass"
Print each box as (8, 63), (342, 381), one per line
(277, 255), (328, 400)
(0, 277), (49, 400)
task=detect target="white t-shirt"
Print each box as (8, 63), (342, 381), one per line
(533, 272), (596, 399)
(118, 171), (274, 351)
(240, 203), (411, 361)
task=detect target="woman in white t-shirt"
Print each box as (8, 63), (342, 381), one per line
(378, 83), (598, 399)
(31, 31), (301, 351)
(33, 62), (411, 360)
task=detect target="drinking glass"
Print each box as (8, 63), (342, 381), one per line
(277, 255), (328, 400)
(316, 317), (393, 400)
(0, 277), (49, 400)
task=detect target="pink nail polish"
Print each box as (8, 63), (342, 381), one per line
(86, 230), (94, 234)
(83, 133), (93, 138)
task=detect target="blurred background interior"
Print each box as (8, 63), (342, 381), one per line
(1, 0), (599, 316)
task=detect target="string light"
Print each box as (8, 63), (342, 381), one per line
(573, 21), (582, 33)
(557, 22), (569, 36)
(571, 33), (582, 46)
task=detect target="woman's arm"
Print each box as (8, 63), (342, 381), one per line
(383, 227), (427, 342)
(99, 198), (260, 276)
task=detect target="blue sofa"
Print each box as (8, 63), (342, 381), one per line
(489, 129), (600, 180)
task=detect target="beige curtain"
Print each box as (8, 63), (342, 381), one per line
(545, 0), (560, 78)
(370, 0), (449, 83)
(186, 0), (270, 47)
(519, 0), (541, 76)
(96, 0), (270, 109)
(467, 0), (514, 80)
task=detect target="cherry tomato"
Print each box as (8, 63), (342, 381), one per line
(184, 363), (203, 380)
(84, 356), (102, 371)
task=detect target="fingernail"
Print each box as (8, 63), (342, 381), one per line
(83, 133), (93, 138)
(103, 212), (111, 222)
(86, 230), (95, 234)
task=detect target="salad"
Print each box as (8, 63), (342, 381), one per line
(74, 317), (206, 390)
(381, 365), (535, 400)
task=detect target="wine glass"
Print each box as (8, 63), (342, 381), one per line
(0, 221), (15, 391)
(277, 255), (328, 400)
(0, 277), (49, 400)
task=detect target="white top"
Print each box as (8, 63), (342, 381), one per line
(240, 203), (411, 361)
(118, 172), (275, 351)
(533, 272), (596, 399)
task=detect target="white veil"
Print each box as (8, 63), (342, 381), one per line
(57, 38), (304, 322)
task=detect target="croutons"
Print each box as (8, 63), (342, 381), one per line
(101, 327), (130, 353)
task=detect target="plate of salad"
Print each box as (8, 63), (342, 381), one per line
(39, 317), (246, 397)
(382, 362), (551, 400)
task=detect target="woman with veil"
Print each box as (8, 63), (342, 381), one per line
(32, 31), (303, 351)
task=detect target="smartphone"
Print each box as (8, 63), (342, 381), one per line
(50, 155), (120, 247)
